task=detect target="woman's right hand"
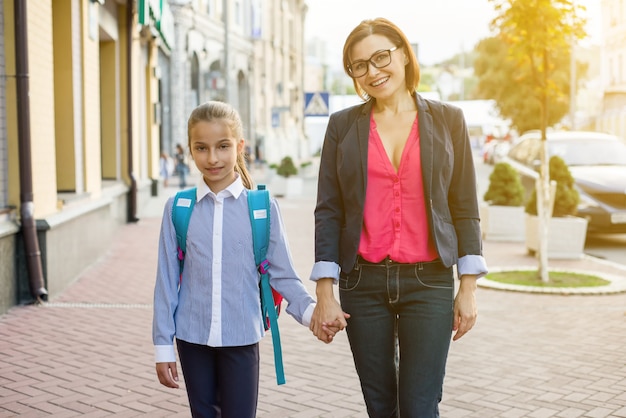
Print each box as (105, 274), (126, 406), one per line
(156, 362), (180, 389)
(310, 278), (350, 343)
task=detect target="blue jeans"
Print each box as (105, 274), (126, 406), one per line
(339, 257), (455, 418)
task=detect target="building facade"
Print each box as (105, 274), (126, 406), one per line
(0, 0), (172, 314)
(599, 0), (626, 139)
(168, 0), (308, 166)
(0, 0), (310, 315)
(251, 0), (308, 164)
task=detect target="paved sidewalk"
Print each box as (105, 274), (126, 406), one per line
(1, 174), (626, 417)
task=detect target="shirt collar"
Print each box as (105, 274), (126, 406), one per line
(195, 173), (245, 202)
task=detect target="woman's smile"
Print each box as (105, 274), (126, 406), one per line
(370, 76), (389, 87)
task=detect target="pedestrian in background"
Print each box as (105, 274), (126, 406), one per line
(309, 18), (488, 417)
(152, 101), (341, 417)
(159, 151), (172, 188)
(174, 143), (189, 188)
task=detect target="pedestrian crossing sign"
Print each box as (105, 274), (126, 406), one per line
(304, 92), (330, 117)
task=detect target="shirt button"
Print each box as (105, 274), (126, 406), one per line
(395, 207), (400, 212)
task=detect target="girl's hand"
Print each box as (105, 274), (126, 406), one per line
(321, 318), (349, 340)
(156, 362), (180, 389)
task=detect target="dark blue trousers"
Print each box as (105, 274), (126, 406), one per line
(176, 339), (259, 418)
(339, 258), (455, 418)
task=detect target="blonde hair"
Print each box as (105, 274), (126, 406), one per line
(187, 101), (254, 189)
(343, 18), (420, 101)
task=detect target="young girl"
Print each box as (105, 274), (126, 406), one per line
(153, 101), (333, 417)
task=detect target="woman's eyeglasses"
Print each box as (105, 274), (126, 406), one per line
(347, 47), (399, 78)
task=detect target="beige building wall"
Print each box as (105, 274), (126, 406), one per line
(100, 40), (119, 180)
(52, 1), (77, 193)
(81, 0), (103, 197)
(146, 41), (160, 182)
(118, 4), (130, 186)
(3, 1), (56, 218)
(4, 1), (19, 208)
(21, 0), (58, 218)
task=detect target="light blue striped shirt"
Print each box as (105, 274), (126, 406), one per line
(153, 176), (315, 362)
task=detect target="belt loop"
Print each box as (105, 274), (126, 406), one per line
(417, 262), (424, 271)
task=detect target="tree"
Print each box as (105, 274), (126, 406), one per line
(474, 37), (577, 133)
(487, 0), (586, 282)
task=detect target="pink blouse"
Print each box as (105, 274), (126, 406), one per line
(357, 113), (439, 263)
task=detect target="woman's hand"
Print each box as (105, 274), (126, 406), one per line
(310, 278), (350, 343)
(452, 275), (478, 341)
(156, 362), (180, 388)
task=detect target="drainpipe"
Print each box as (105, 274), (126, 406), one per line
(14, 0), (48, 302)
(126, 1), (138, 222)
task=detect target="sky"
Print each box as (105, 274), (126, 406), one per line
(304, 0), (603, 68)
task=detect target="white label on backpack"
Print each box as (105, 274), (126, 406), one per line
(177, 198), (192, 207)
(253, 209), (267, 219)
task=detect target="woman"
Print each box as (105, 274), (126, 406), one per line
(309, 18), (488, 417)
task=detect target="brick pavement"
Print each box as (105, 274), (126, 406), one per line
(1, 173), (626, 417)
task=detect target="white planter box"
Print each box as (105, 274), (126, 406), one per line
(270, 176), (303, 198)
(525, 214), (588, 259)
(480, 204), (525, 242)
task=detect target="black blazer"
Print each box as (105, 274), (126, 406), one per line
(314, 93), (483, 274)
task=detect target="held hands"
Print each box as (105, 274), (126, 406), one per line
(156, 362), (180, 389)
(452, 275), (478, 341)
(310, 278), (350, 344)
(310, 300), (350, 344)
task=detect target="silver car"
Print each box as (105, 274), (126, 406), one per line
(502, 130), (626, 233)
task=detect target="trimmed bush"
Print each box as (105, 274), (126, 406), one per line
(525, 155), (579, 217)
(276, 156), (298, 178)
(483, 162), (525, 206)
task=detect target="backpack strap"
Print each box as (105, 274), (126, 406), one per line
(248, 185), (285, 385)
(172, 187), (197, 281)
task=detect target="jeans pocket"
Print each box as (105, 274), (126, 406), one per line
(413, 265), (454, 289)
(338, 268), (362, 292)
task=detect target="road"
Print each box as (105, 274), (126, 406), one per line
(475, 157), (626, 267)
(584, 232), (626, 264)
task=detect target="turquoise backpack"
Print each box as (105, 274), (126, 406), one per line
(171, 185), (285, 385)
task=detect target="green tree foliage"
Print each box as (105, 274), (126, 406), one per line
(417, 72), (436, 93)
(525, 155), (579, 217)
(475, 0), (587, 133)
(474, 37), (567, 132)
(483, 162), (525, 206)
(330, 79), (356, 95)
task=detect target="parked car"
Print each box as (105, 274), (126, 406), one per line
(502, 130), (626, 233)
(482, 138), (512, 165)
